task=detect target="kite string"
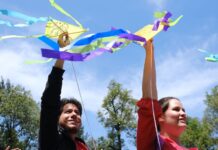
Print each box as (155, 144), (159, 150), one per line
(49, 18), (65, 33)
(71, 62), (97, 150)
(149, 44), (161, 150)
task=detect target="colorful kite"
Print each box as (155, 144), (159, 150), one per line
(198, 49), (218, 62)
(0, 0), (183, 62)
(39, 11), (183, 62)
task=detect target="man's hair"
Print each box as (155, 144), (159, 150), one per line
(59, 98), (82, 116)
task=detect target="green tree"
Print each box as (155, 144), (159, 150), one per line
(86, 136), (112, 150)
(204, 85), (218, 133)
(97, 80), (137, 150)
(180, 117), (213, 149)
(181, 85), (218, 150)
(203, 85), (218, 149)
(0, 77), (40, 149)
(77, 125), (98, 149)
(77, 126), (87, 140)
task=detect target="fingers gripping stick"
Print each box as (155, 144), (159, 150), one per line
(58, 32), (70, 48)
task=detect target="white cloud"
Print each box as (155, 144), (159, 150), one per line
(0, 40), (48, 101)
(147, 0), (167, 10)
(157, 49), (218, 98)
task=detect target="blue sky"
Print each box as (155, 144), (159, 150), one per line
(1, 0), (218, 149)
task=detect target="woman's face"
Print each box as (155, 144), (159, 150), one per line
(161, 99), (187, 136)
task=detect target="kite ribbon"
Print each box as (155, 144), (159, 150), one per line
(73, 29), (128, 46)
(24, 58), (53, 64)
(0, 34), (42, 41)
(0, 9), (49, 27)
(41, 48), (86, 61)
(49, 0), (83, 28)
(119, 33), (146, 43)
(152, 11), (172, 31)
(40, 32), (146, 61)
(38, 36), (59, 50)
(41, 48), (112, 61)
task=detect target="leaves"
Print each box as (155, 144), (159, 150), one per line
(180, 117), (213, 149)
(97, 80), (137, 150)
(181, 85), (218, 149)
(0, 77), (40, 149)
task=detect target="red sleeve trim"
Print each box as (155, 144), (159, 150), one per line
(137, 98), (162, 118)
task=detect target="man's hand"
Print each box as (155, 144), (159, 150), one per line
(54, 32), (71, 68)
(58, 32), (70, 48)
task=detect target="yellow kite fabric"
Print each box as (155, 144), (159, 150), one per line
(135, 15), (183, 45)
(135, 24), (163, 45)
(45, 19), (87, 41)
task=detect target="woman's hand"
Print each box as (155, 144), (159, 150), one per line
(143, 39), (153, 52)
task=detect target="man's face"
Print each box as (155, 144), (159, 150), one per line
(59, 103), (81, 133)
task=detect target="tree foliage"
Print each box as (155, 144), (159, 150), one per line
(84, 136), (109, 150)
(204, 85), (218, 134)
(180, 117), (213, 149)
(181, 85), (218, 150)
(0, 77), (40, 149)
(203, 85), (218, 149)
(97, 80), (137, 150)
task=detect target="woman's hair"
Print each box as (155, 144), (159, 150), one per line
(158, 96), (180, 113)
(157, 96), (180, 131)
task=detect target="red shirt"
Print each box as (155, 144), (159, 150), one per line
(75, 140), (89, 150)
(136, 98), (198, 150)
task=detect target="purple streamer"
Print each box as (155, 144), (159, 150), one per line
(41, 48), (112, 61)
(84, 48), (110, 61)
(112, 42), (123, 48)
(41, 48), (85, 61)
(163, 25), (169, 31)
(119, 33), (146, 43)
(164, 12), (172, 20)
(152, 11), (172, 31)
(152, 20), (160, 31)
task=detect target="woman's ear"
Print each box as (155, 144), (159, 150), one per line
(158, 114), (165, 124)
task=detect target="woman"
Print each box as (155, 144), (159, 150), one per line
(136, 39), (198, 150)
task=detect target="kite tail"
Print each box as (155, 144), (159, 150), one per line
(49, 0), (83, 28)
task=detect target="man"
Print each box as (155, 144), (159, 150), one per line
(39, 32), (89, 150)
